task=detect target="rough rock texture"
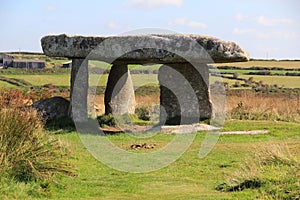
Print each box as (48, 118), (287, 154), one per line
(41, 34), (249, 63)
(158, 63), (212, 125)
(104, 64), (135, 115)
(32, 97), (70, 121)
(69, 59), (88, 122)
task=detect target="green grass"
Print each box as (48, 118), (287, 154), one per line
(212, 60), (300, 69)
(1, 72), (298, 91)
(2, 120), (299, 199)
(2, 74), (71, 86)
(0, 74), (158, 88)
(1, 59), (300, 90)
(211, 68), (299, 75)
(0, 80), (18, 88)
(89, 60), (162, 71)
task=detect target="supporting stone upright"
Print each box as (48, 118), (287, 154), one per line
(158, 63), (212, 125)
(104, 63), (135, 115)
(69, 59), (89, 122)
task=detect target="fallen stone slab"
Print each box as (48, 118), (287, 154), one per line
(99, 125), (269, 135)
(99, 123), (220, 134)
(218, 130), (269, 135)
(160, 123), (220, 134)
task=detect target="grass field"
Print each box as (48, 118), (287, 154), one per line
(89, 60), (162, 71)
(212, 68), (300, 75)
(1, 74), (71, 86)
(212, 60), (300, 69)
(0, 81), (18, 88)
(91, 60), (300, 70)
(1, 58), (300, 199)
(1, 120), (299, 199)
(1, 72), (299, 89)
(0, 74), (158, 88)
(239, 75), (300, 88)
(1, 59), (300, 89)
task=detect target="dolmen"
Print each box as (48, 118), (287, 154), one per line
(41, 34), (249, 124)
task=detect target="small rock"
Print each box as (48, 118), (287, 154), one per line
(130, 143), (157, 150)
(32, 96), (70, 121)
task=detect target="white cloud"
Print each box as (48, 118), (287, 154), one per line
(256, 31), (298, 40)
(235, 13), (295, 27)
(187, 21), (207, 29)
(168, 18), (207, 29)
(236, 13), (248, 22)
(233, 28), (298, 40)
(171, 18), (185, 26)
(107, 21), (121, 30)
(233, 28), (255, 34)
(46, 6), (56, 11)
(256, 16), (294, 26)
(124, 0), (183, 10)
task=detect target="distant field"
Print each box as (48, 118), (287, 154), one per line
(89, 60), (162, 70)
(1, 73), (299, 89)
(240, 75), (300, 88)
(0, 74), (158, 88)
(2, 74), (71, 86)
(211, 75), (300, 88)
(5, 53), (300, 70)
(212, 60), (300, 69)
(91, 60), (300, 70)
(1, 59), (300, 89)
(212, 69), (299, 75)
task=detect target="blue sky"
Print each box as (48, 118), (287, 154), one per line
(1, 0), (299, 59)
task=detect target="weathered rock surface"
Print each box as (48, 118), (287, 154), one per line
(104, 64), (136, 115)
(41, 34), (249, 63)
(159, 63), (212, 125)
(32, 97), (70, 121)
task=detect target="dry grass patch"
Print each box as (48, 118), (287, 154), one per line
(226, 90), (300, 122)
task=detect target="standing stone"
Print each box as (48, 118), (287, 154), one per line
(104, 64), (135, 115)
(158, 63), (212, 125)
(69, 59), (89, 122)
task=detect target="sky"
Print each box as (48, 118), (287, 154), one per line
(1, 0), (300, 59)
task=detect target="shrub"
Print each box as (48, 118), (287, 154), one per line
(135, 106), (150, 121)
(97, 114), (117, 127)
(231, 81), (241, 88)
(0, 108), (74, 182)
(247, 71), (271, 75)
(135, 84), (160, 96)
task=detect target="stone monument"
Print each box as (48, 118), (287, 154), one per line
(41, 34), (249, 124)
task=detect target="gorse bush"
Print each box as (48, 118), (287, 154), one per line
(97, 114), (117, 127)
(135, 106), (150, 121)
(0, 107), (74, 182)
(0, 89), (53, 108)
(0, 89), (31, 108)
